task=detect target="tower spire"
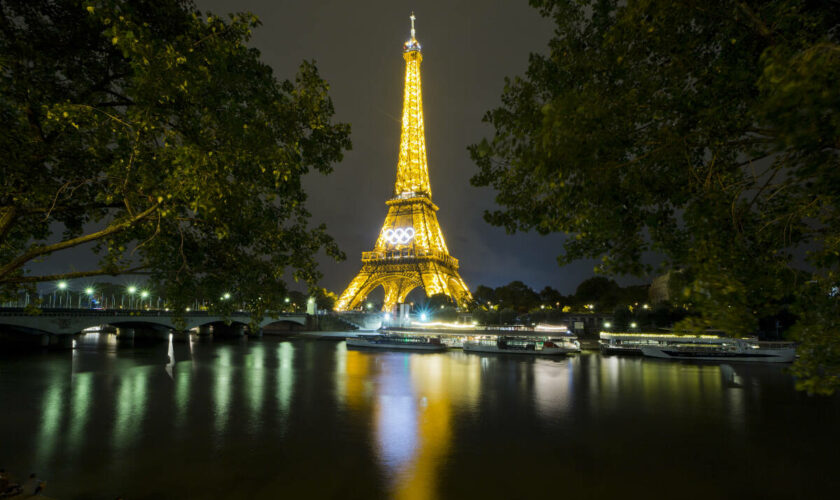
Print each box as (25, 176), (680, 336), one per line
(396, 12), (429, 197)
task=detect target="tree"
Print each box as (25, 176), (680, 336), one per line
(472, 284), (497, 307)
(313, 287), (337, 311)
(0, 0), (351, 324)
(574, 277), (620, 311)
(538, 285), (563, 306)
(470, 0), (840, 394)
(494, 280), (540, 313)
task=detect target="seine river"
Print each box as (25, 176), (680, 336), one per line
(1, 334), (838, 499)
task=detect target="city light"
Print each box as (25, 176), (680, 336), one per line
(419, 313), (428, 321)
(140, 291), (149, 298)
(127, 286), (136, 294)
(284, 297), (290, 303)
(223, 292), (231, 300)
(604, 322), (612, 329)
(85, 287), (94, 295)
(58, 281), (67, 290)
(630, 322), (637, 329)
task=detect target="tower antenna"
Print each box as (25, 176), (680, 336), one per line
(410, 12), (416, 40)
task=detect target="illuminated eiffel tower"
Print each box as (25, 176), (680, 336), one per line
(336, 14), (472, 312)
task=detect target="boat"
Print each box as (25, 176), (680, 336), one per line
(640, 338), (796, 363)
(346, 333), (447, 351)
(599, 331), (726, 355)
(463, 336), (580, 356)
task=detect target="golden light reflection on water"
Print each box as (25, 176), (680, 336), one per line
(347, 351), (482, 500)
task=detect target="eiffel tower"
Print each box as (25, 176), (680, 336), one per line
(335, 14), (472, 312)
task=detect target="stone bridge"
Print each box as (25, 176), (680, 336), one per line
(0, 308), (307, 340)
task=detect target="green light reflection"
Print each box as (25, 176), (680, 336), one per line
(113, 367), (149, 450)
(68, 371), (93, 451)
(35, 382), (65, 464)
(214, 347), (232, 439)
(277, 342), (294, 422)
(245, 343), (266, 425)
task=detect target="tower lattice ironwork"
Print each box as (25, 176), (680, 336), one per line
(336, 14), (472, 311)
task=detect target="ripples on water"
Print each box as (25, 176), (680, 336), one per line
(1, 333), (838, 499)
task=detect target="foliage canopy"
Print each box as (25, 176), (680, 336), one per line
(0, 0), (351, 321)
(470, 0), (840, 393)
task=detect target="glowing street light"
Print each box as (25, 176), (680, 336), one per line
(630, 322), (638, 329)
(604, 322), (612, 329)
(58, 281), (67, 290)
(284, 297), (290, 303)
(420, 312), (428, 321)
(366, 302), (373, 310)
(85, 287), (94, 296)
(223, 292), (231, 300)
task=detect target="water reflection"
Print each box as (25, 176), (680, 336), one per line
(214, 347), (233, 440)
(6, 338), (839, 499)
(68, 371), (92, 452)
(276, 341), (294, 423)
(244, 342), (266, 425)
(36, 382), (65, 465)
(364, 352), (484, 499)
(113, 365), (150, 449)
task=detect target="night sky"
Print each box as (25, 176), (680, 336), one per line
(32, 0), (626, 295)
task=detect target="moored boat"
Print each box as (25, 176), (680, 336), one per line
(640, 339), (796, 363)
(463, 336), (579, 356)
(346, 333), (447, 352)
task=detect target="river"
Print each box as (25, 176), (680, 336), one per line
(1, 333), (838, 499)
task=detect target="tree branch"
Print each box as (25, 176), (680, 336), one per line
(0, 206), (16, 243)
(0, 202), (160, 280)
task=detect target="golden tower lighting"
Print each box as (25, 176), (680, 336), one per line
(336, 13), (472, 311)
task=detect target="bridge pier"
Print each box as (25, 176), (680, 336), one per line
(247, 327), (263, 338)
(171, 330), (191, 342)
(197, 325), (212, 336)
(213, 323), (245, 338)
(117, 328), (135, 345)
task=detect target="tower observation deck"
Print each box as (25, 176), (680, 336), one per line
(335, 14), (472, 311)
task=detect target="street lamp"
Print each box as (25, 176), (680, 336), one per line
(140, 290), (149, 309)
(223, 292), (231, 300)
(84, 287), (94, 308)
(604, 322), (612, 329)
(57, 281), (68, 308)
(630, 322), (637, 330)
(127, 286), (136, 309)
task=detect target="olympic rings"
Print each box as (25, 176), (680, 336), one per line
(384, 227), (415, 245)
